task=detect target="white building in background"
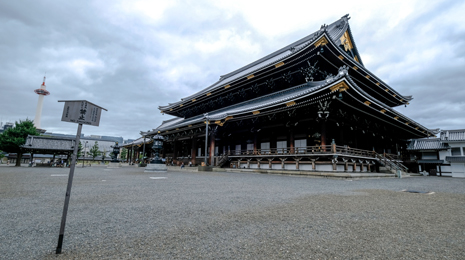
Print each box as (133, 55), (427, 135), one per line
(408, 129), (465, 178)
(440, 130), (465, 178)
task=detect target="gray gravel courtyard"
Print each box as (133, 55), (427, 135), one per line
(1, 165), (464, 259)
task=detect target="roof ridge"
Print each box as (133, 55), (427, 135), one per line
(159, 16), (350, 111)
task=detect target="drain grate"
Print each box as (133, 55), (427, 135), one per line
(401, 189), (435, 195)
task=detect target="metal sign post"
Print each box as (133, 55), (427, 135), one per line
(56, 100), (107, 254)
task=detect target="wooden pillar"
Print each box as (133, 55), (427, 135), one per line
(191, 137), (197, 165)
(339, 126), (344, 146)
(295, 158), (300, 170)
(253, 133), (258, 155)
(30, 153), (34, 165)
(353, 162), (357, 172)
(257, 159), (261, 169)
(344, 161), (348, 172)
(289, 130), (294, 154)
(173, 140), (177, 161)
(268, 159), (273, 169)
(321, 122), (327, 151)
(367, 162), (371, 172)
(209, 132), (215, 166)
(311, 160), (316, 170)
(246, 159), (251, 169)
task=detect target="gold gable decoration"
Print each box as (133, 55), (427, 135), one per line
(215, 116), (234, 127)
(329, 81), (350, 92)
(314, 36), (329, 47)
(286, 101), (296, 107)
(339, 31), (354, 51)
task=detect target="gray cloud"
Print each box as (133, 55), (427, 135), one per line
(1, 0), (464, 139)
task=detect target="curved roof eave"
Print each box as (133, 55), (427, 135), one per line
(322, 33), (413, 105)
(159, 16), (351, 112)
(342, 76), (433, 137)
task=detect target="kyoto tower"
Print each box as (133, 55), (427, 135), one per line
(33, 76), (50, 130)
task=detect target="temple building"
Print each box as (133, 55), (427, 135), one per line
(407, 129), (465, 177)
(143, 15), (437, 172)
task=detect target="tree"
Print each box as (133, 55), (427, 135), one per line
(0, 150), (5, 164)
(77, 142), (83, 159)
(101, 148), (107, 162)
(0, 119), (39, 166)
(88, 141), (100, 162)
(120, 148), (128, 161)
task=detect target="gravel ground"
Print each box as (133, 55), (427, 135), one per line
(0, 165), (464, 259)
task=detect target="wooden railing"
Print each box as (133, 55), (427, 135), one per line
(226, 145), (379, 158)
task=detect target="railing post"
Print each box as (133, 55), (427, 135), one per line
(331, 139), (336, 153)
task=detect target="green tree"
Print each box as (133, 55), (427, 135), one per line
(101, 148), (107, 161)
(77, 142), (83, 159)
(120, 148), (128, 161)
(0, 119), (39, 166)
(89, 141), (100, 162)
(0, 150), (5, 164)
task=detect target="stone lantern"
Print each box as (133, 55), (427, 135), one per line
(108, 142), (122, 168)
(110, 142), (120, 162)
(145, 134), (167, 172)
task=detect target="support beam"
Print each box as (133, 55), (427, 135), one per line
(321, 121), (327, 151)
(209, 132), (215, 166)
(191, 137), (197, 165)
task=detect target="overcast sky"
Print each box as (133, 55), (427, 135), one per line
(1, 0), (464, 140)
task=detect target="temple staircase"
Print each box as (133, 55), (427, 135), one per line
(216, 154), (230, 168)
(375, 153), (409, 176)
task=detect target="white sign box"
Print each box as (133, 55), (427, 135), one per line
(59, 100), (107, 126)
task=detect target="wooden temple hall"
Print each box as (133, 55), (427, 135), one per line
(143, 15), (437, 172)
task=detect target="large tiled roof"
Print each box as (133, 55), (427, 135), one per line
(121, 136), (152, 147)
(21, 135), (75, 151)
(440, 129), (465, 142)
(407, 138), (450, 150)
(156, 77), (335, 132)
(159, 15), (352, 111)
(150, 67), (433, 137)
